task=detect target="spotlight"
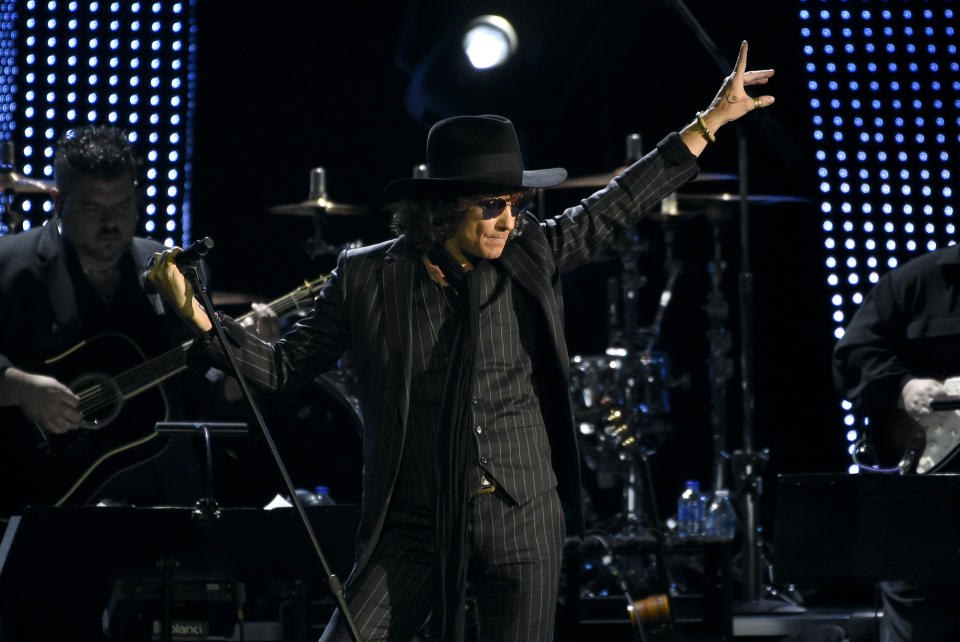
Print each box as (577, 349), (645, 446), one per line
(462, 15), (517, 70)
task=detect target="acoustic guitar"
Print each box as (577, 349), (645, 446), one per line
(0, 275), (329, 519)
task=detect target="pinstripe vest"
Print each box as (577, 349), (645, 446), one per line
(393, 259), (556, 510)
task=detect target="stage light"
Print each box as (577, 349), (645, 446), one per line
(462, 15), (517, 70)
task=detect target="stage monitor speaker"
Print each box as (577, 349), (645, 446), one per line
(774, 473), (960, 585)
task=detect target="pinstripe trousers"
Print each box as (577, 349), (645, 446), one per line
(320, 487), (565, 642)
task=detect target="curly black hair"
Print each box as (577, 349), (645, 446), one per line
(390, 189), (534, 253)
(53, 125), (137, 198)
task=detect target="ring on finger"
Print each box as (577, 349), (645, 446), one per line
(753, 96), (763, 109)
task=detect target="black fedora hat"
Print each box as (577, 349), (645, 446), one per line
(385, 114), (567, 198)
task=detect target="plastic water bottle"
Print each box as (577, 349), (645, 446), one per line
(677, 480), (705, 538)
(294, 486), (336, 506)
(313, 485), (336, 506)
(704, 489), (736, 541)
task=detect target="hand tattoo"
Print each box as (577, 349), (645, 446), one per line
(726, 94), (739, 104)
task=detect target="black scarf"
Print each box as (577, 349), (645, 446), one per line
(426, 244), (479, 642)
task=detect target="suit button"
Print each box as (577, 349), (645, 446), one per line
(472, 395), (479, 404)
(476, 425), (483, 434)
(480, 456), (488, 465)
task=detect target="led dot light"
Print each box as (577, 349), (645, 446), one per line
(7, 0), (195, 243)
(0, 2), (15, 235)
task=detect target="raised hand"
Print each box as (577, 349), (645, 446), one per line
(680, 41), (775, 156)
(705, 41), (775, 128)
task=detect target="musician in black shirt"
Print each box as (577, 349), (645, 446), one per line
(834, 245), (960, 641)
(0, 126), (208, 640)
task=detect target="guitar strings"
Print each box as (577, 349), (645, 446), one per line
(74, 348), (187, 417)
(69, 277), (326, 419)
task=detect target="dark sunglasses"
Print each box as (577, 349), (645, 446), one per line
(478, 196), (532, 219)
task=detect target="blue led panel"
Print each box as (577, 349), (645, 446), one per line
(10, 0), (196, 246)
(0, 3), (18, 235)
(800, 1), (960, 472)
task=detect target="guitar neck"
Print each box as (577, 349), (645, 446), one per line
(112, 341), (192, 401)
(133, 275), (330, 399)
(233, 275), (328, 325)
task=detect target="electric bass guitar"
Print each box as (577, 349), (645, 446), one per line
(871, 377), (960, 474)
(0, 275), (330, 519)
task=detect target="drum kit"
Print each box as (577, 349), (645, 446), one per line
(554, 136), (808, 613)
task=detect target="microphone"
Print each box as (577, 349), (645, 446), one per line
(174, 236), (214, 270)
(140, 236), (214, 294)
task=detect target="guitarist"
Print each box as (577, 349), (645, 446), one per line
(0, 126), (218, 638)
(833, 245), (960, 641)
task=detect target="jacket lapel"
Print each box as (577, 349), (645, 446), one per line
(498, 242), (570, 376)
(381, 238), (416, 422)
(37, 222), (82, 338)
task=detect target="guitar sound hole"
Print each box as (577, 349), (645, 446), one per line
(71, 372), (124, 430)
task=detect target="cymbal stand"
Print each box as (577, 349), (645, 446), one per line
(623, 132), (648, 351)
(704, 209), (734, 492)
(605, 241), (680, 535)
(303, 167), (340, 259)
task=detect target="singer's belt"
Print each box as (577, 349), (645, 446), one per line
(476, 474), (497, 495)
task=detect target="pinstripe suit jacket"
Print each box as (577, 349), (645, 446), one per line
(224, 132), (699, 585)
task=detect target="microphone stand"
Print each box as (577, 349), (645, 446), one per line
(179, 257), (364, 642)
(661, 0), (795, 608)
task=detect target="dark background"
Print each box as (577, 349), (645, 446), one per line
(191, 2), (844, 528)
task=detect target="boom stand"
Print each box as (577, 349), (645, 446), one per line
(180, 245), (364, 642)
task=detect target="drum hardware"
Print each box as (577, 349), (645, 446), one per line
(571, 187), (685, 531)
(266, 167), (371, 217)
(0, 142), (55, 193)
(704, 212), (734, 493)
(669, 174), (806, 608)
(554, 169), (738, 190)
(0, 170), (55, 194)
(673, 192), (808, 206)
(575, 443), (680, 641)
(550, 131), (736, 191)
(0, 141), (55, 234)
(267, 167), (369, 259)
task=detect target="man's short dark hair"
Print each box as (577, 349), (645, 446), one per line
(390, 189), (532, 253)
(53, 125), (137, 197)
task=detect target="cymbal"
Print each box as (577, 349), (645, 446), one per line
(267, 198), (370, 217)
(554, 168), (737, 189)
(674, 193), (809, 206)
(211, 291), (261, 306)
(0, 170), (55, 194)
(646, 208), (709, 222)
